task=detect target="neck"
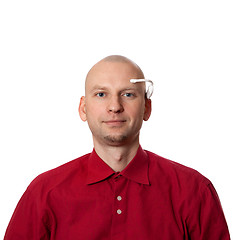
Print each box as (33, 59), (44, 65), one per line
(93, 138), (140, 172)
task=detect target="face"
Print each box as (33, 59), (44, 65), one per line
(79, 60), (151, 147)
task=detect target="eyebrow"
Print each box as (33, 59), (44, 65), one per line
(89, 86), (109, 93)
(90, 85), (139, 92)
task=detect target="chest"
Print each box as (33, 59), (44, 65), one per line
(46, 176), (188, 239)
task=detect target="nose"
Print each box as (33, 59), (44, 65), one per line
(107, 96), (124, 113)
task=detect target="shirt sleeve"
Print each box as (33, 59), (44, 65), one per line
(187, 181), (230, 240)
(4, 186), (52, 240)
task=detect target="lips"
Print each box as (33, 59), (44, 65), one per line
(104, 120), (126, 123)
(103, 120), (126, 126)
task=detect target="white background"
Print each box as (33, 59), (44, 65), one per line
(0, 0), (232, 238)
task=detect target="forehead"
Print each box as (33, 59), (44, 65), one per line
(85, 61), (144, 91)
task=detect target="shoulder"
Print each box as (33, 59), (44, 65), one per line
(27, 153), (91, 194)
(145, 150), (211, 192)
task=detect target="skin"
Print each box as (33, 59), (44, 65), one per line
(79, 55), (151, 171)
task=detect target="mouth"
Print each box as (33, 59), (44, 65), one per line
(103, 120), (126, 127)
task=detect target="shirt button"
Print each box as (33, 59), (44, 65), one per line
(117, 196), (122, 201)
(117, 209), (122, 214)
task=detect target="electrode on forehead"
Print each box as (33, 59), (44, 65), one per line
(130, 79), (154, 99)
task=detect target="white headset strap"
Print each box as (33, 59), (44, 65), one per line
(130, 79), (154, 99)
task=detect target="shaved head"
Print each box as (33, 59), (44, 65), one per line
(85, 55), (145, 93)
(101, 55), (143, 66)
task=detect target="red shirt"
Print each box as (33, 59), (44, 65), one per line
(5, 146), (230, 239)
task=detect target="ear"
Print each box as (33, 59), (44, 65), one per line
(143, 99), (151, 121)
(79, 96), (87, 122)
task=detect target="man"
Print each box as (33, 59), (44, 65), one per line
(5, 55), (230, 239)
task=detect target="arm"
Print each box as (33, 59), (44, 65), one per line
(187, 182), (230, 239)
(4, 186), (52, 239)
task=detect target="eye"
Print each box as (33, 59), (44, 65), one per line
(96, 92), (105, 97)
(123, 92), (135, 98)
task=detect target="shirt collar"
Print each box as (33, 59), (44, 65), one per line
(86, 145), (150, 185)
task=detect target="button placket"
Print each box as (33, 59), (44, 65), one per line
(116, 195), (123, 214)
(115, 175), (124, 216)
(111, 175), (127, 238)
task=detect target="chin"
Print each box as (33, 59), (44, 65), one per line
(103, 135), (128, 145)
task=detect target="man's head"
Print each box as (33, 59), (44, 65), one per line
(79, 55), (151, 147)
